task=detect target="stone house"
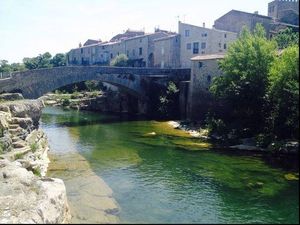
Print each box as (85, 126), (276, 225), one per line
(179, 22), (237, 68)
(153, 34), (181, 68)
(187, 54), (225, 120)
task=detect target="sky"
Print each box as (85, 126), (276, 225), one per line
(0, 0), (270, 63)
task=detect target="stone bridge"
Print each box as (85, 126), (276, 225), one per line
(0, 66), (190, 99)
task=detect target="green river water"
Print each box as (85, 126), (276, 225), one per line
(41, 107), (299, 224)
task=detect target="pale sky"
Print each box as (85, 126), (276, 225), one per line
(0, 0), (270, 63)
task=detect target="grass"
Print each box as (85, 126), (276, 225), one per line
(14, 152), (24, 160)
(30, 142), (38, 153)
(32, 167), (42, 177)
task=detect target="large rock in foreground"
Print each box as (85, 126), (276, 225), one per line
(0, 159), (71, 223)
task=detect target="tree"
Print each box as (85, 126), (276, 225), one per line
(23, 52), (52, 70)
(210, 24), (277, 135)
(274, 28), (299, 49)
(158, 81), (180, 118)
(267, 45), (299, 139)
(51, 53), (66, 67)
(110, 54), (128, 67)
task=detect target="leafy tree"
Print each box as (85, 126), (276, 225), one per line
(267, 45), (299, 139)
(0, 60), (11, 72)
(210, 24), (277, 135)
(51, 53), (66, 67)
(23, 52), (52, 70)
(274, 28), (299, 49)
(158, 81), (180, 118)
(110, 54), (128, 67)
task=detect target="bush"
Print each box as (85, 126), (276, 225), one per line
(110, 54), (129, 67)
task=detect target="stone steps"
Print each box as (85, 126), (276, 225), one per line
(12, 141), (27, 149)
(2, 147), (31, 161)
(9, 124), (19, 129)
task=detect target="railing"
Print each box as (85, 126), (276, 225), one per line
(0, 72), (12, 80)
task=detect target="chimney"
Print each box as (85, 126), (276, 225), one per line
(79, 42), (82, 48)
(203, 22), (205, 28)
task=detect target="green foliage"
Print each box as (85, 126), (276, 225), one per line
(267, 45), (299, 139)
(85, 80), (99, 91)
(158, 81), (180, 118)
(61, 95), (71, 106)
(274, 28), (299, 50)
(32, 167), (41, 177)
(110, 54), (129, 67)
(14, 152), (24, 160)
(23, 52), (52, 70)
(50, 53), (66, 67)
(0, 60), (26, 73)
(210, 24), (277, 135)
(30, 143), (38, 153)
(0, 142), (4, 154)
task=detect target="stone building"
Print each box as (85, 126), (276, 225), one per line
(213, 10), (274, 36)
(268, 0), (299, 25)
(187, 54), (225, 120)
(153, 34), (181, 68)
(67, 30), (171, 67)
(179, 22), (237, 68)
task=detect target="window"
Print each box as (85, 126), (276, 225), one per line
(81, 48), (83, 54)
(219, 43), (222, 48)
(140, 39), (143, 43)
(185, 30), (190, 37)
(201, 33), (207, 37)
(102, 46), (105, 49)
(224, 33), (227, 38)
(186, 43), (191, 50)
(132, 49), (135, 56)
(193, 42), (199, 54)
(198, 62), (203, 68)
(111, 53), (113, 59)
(139, 47), (143, 55)
(127, 50), (129, 57)
(224, 43), (227, 49)
(201, 42), (206, 49)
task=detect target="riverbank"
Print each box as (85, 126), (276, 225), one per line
(0, 95), (71, 223)
(167, 120), (299, 155)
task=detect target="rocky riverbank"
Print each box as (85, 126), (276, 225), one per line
(168, 121), (299, 155)
(0, 95), (71, 223)
(40, 90), (136, 114)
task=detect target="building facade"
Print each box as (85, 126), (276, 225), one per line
(187, 54), (225, 120)
(153, 35), (181, 68)
(179, 22), (237, 68)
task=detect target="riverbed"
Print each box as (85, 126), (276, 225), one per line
(41, 107), (299, 224)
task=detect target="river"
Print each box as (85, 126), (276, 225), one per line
(41, 107), (299, 224)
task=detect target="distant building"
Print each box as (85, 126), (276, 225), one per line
(187, 54), (225, 120)
(83, 39), (102, 46)
(110, 29), (145, 42)
(214, 10), (274, 36)
(268, 0), (299, 25)
(179, 22), (237, 68)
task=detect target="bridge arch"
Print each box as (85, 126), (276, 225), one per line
(0, 66), (190, 99)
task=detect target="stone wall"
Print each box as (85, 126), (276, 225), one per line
(187, 56), (224, 120)
(154, 35), (181, 69)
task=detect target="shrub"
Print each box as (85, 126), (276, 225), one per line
(30, 143), (38, 153)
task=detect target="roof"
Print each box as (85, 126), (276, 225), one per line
(191, 54), (225, 61)
(215, 9), (273, 22)
(179, 21), (238, 35)
(153, 34), (179, 42)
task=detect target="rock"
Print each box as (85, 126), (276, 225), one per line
(284, 173), (299, 181)
(0, 160), (71, 223)
(0, 93), (24, 101)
